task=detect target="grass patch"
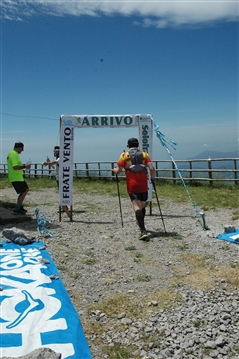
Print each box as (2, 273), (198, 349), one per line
(230, 263), (238, 269)
(125, 246), (136, 251)
(133, 252), (144, 263)
(172, 233), (183, 240)
(73, 177), (129, 198)
(176, 242), (189, 251)
(215, 266), (239, 287)
(152, 182), (239, 210)
(171, 253), (239, 289)
(83, 250), (94, 257)
(87, 290), (182, 321)
(232, 210), (239, 221)
(81, 258), (96, 265)
(104, 343), (134, 359)
(1, 176), (238, 210)
(137, 274), (151, 282)
(57, 265), (67, 271)
(68, 272), (80, 280)
(193, 319), (202, 328)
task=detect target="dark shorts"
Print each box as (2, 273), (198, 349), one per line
(12, 181), (29, 194)
(129, 192), (148, 202)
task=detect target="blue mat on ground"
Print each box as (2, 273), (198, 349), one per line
(0, 241), (92, 359)
(216, 228), (239, 245)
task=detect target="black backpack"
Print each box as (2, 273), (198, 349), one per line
(128, 148), (145, 173)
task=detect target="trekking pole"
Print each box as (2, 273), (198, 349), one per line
(152, 181), (167, 235)
(116, 174), (124, 227)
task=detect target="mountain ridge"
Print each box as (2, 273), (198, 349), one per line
(188, 150), (238, 160)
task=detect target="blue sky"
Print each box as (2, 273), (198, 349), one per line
(0, 1), (238, 164)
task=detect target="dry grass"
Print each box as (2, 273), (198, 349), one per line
(88, 289), (181, 320)
(170, 253), (239, 290)
(77, 288), (182, 354)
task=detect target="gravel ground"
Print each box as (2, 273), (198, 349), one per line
(0, 187), (239, 359)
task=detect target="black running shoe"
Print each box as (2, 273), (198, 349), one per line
(13, 209), (22, 215)
(138, 231), (149, 241)
(20, 206), (27, 213)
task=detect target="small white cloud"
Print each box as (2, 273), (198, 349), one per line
(203, 143), (212, 148)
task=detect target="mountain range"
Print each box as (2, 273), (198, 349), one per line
(180, 150), (239, 171)
(189, 150), (238, 160)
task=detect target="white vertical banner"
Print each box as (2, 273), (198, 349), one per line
(138, 115), (153, 201)
(59, 125), (74, 206)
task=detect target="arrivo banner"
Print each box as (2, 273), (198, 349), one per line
(59, 114), (153, 207)
(61, 114), (151, 127)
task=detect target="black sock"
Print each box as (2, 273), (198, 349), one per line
(142, 207), (146, 218)
(135, 209), (145, 232)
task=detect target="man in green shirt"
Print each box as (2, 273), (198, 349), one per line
(7, 142), (31, 214)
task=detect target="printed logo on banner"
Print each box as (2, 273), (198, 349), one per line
(62, 119), (73, 126)
(0, 243), (92, 359)
(138, 115), (152, 122)
(59, 126), (74, 206)
(138, 117), (153, 202)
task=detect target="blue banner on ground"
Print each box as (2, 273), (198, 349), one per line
(0, 241), (92, 359)
(216, 228), (239, 245)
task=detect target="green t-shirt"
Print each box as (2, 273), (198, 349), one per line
(7, 150), (24, 182)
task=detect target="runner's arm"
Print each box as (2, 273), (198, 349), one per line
(112, 166), (123, 175)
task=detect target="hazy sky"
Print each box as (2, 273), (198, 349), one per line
(0, 1), (238, 164)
